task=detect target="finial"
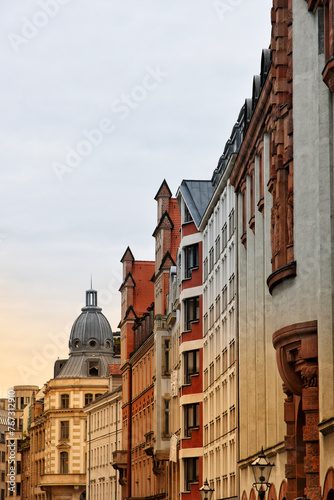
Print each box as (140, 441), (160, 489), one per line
(90, 274), (93, 290)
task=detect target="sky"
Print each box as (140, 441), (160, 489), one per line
(0, 0), (272, 395)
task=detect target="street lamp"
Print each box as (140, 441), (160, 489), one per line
(199, 478), (215, 500)
(250, 447), (274, 500)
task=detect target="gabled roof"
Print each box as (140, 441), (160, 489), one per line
(123, 305), (138, 322)
(120, 246), (135, 263)
(152, 211), (174, 237)
(159, 251), (176, 272)
(154, 179), (172, 200)
(178, 180), (214, 228)
(119, 272), (136, 291)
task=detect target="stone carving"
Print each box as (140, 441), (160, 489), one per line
(287, 193), (293, 245)
(300, 365), (318, 388)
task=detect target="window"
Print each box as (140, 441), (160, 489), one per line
(184, 350), (200, 384)
(60, 451), (68, 474)
(184, 457), (199, 491)
(163, 339), (170, 375)
(203, 257), (208, 282)
(184, 403), (199, 437)
(17, 462), (21, 474)
(184, 205), (192, 222)
(60, 394), (69, 409)
(229, 209), (235, 238)
(163, 399), (170, 437)
(16, 483), (20, 495)
(85, 394), (93, 405)
(215, 235), (220, 262)
(184, 244), (199, 278)
(1, 452), (5, 463)
(185, 296), (199, 330)
(209, 247), (214, 273)
(60, 421), (69, 440)
(88, 361), (99, 377)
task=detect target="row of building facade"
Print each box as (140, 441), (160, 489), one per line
(3, 0), (334, 499)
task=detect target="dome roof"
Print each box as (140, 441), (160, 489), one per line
(69, 289), (114, 354)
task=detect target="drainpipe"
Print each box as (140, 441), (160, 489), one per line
(88, 411), (91, 500)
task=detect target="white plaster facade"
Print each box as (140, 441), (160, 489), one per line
(84, 379), (122, 500)
(201, 172), (237, 500)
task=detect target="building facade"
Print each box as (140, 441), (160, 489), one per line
(200, 155), (238, 499)
(22, 288), (119, 499)
(5, 385), (38, 500)
(230, 2), (334, 500)
(84, 371), (122, 500)
(116, 179), (181, 500)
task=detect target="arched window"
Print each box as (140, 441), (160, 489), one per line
(60, 451), (68, 474)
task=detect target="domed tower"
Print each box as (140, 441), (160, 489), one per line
(55, 288), (120, 378)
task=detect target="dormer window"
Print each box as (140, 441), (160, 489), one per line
(184, 205), (193, 223)
(88, 361), (99, 377)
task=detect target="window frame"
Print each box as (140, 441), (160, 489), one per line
(184, 350), (200, 384)
(184, 296), (200, 331)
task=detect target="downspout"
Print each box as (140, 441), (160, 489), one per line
(88, 410), (91, 500)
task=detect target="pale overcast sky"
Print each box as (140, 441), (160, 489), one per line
(0, 0), (272, 395)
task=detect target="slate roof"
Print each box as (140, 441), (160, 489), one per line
(56, 353), (120, 379)
(178, 180), (215, 228)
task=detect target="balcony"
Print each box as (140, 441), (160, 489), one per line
(144, 431), (154, 456)
(112, 450), (127, 486)
(112, 450), (127, 470)
(39, 474), (86, 488)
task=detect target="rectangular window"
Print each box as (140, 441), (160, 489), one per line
(203, 258), (208, 282)
(163, 399), (170, 437)
(163, 339), (170, 375)
(60, 394), (69, 409)
(184, 205), (193, 222)
(85, 394), (93, 405)
(215, 235), (220, 263)
(185, 296), (199, 330)
(184, 457), (199, 491)
(229, 209), (235, 239)
(184, 350), (200, 384)
(60, 452), (68, 474)
(209, 247), (214, 273)
(184, 244), (199, 278)
(88, 361), (99, 377)
(60, 421), (69, 441)
(184, 403), (200, 437)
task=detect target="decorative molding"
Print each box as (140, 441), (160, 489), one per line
(267, 261), (296, 294)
